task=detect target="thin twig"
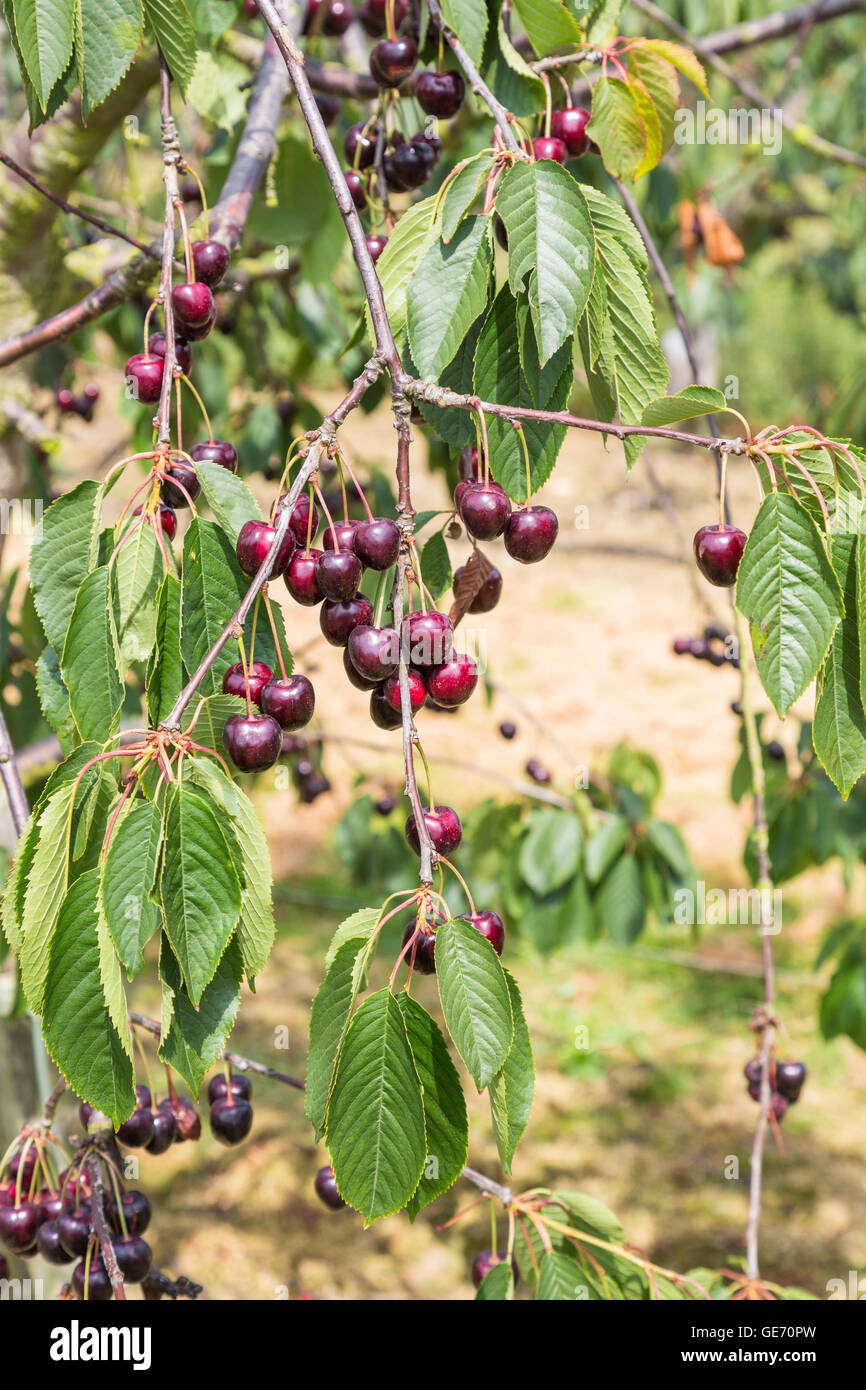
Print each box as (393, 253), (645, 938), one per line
(0, 152), (160, 258)
(85, 1154), (126, 1301)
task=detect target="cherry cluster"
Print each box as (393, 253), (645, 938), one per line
(56, 383), (99, 421)
(744, 1057), (807, 1124)
(455, 446), (559, 565)
(89, 1082), (201, 1154)
(672, 622), (739, 670)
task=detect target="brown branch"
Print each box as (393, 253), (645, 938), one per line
(155, 54), (182, 449)
(698, 0), (866, 55)
(127, 1012), (306, 1090)
(0, 704), (31, 836)
(0, 152), (159, 259)
(85, 1154), (126, 1301)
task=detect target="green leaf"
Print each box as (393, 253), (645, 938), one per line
(158, 935), (243, 1094)
(537, 1250), (590, 1300)
(476, 1261), (514, 1299)
(581, 184), (647, 268)
(196, 460), (262, 543)
(435, 917), (513, 1089)
(364, 196), (440, 346)
(595, 852), (646, 944)
(61, 567), (124, 743)
(325, 906), (382, 967)
(399, 994), (468, 1217)
(306, 937), (372, 1140)
(419, 530), (452, 601)
(147, 574), (184, 728)
(13, 0), (76, 109)
(511, 0), (582, 55)
(639, 38), (709, 99)
(1, 810), (40, 955)
(441, 155), (492, 244)
(36, 645), (76, 753)
(439, 0), (487, 65)
(496, 160), (594, 364)
(414, 328), (478, 449)
(629, 45), (680, 155)
(736, 493), (843, 717)
(585, 816), (629, 884)
(180, 693), (246, 756)
(42, 869), (136, 1123)
(812, 531), (866, 796)
(820, 958), (866, 1051)
(180, 518), (247, 697)
(641, 386), (726, 427)
(485, 2), (544, 118)
(30, 479), (102, 653)
(408, 216), (492, 379)
(76, 0), (143, 117)
(326, 989), (427, 1224)
(160, 785), (242, 1003)
(101, 799), (163, 977)
(19, 780), (77, 1009)
(96, 899), (132, 1061)
(488, 969), (534, 1174)
(142, 0), (197, 95)
(586, 76), (648, 182)
(519, 809), (582, 895)
(645, 818), (692, 880)
(552, 1188), (626, 1243)
(113, 519), (163, 665)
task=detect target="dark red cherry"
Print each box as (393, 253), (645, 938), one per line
(134, 502), (177, 540)
(183, 308), (216, 341)
(383, 668), (426, 713)
(210, 1098), (253, 1146)
(289, 493), (319, 546)
(353, 517), (400, 570)
(344, 647), (380, 690)
(8, 1148), (37, 1185)
(348, 624), (399, 682)
(73, 1255), (112, 1301)
(316, 549), (363, 601)
(366, 234), (388, 263)
(223, 713), (283, 771)
(161, 460), (201, 509)
(776, 1061), (807, 1102)
(744, 1058), (764, 1086)
(190, 438), (238, 472)
(385, 139), (434, 192)
(415, 127), (443, 166)
(222, 660), (273, 707)
(405, 804), (462, 856)
(526, 758), (551, 784)
(344, 122), (376, 169)
(208, 1073), (252, 1104)
(344, 169), (367, 211)
(358, 0), (406, 35)
(315, 93), (342, 127)
(172, 282), (215, 330)
(769, 1093), (788, 1122)
(36, 1219), (73, 1265)
(415, 68), (465, 118)
(260, 675), (316, 730)
(124, 353), (163, 404)
(57, 387), (76, 412)
(320, 596), (373, 647)
(322, 519), (359, 552)
(304, 0), (354, 35)
(458, 909), (505, 955)
(550, 106), (591, 157)
(112, 1189), (151, 1235)
(236, 519), (296, 577)
(459, 481), (512, 540)
(453, 563), (502, 614)
(370, 36), (417, 88)
(370, 686), (403, 729)
(314, 1163), (346, 1210)
(504, 506), (559, 563)
(148, 331), (192, 375)
(145, 1106), (177, 1154)
(693, 524), (747, 587)
(285, 548), (325, 606)
(403, 610), (453, 668)
(191, 240), (230, 288)
(472, 1250), (518, 1287)
(159, 1096), (201, 1141)
(116, 1105), (155, 1149)
(532, 136), (568, 164)
(56, 1209), (92, 1257)
(402, 923), (436, 974)
(113, 1233), (152, 1282)
(427, 652), (477, 708)
(0, 1203), (40, 1253)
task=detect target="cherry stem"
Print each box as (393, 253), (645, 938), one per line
(249, 591), (261, 667)
(132, 1026), (154, 1106)
(515, 423), (532, 502)
(438, 856), (476, 916)
(372, 567), (390, 628)
(182, 161), (210, 234)
(718, 447), (729, 530)
(179, 373), (214, 442)
(336, 447), (374, 521)
(174, 196), (194, 282)
(334, 451), (350, 522)
(540, 72), (552, 138)
(304, 482), (315, 554)
(314, 479), (340, 550)
(413, 739), (434, 811)
(262, 587), (288, 681)
(236, 633), (254, 717)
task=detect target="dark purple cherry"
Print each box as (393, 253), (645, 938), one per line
(236, 519), (295, 577)
(504, 506), (559, 563)
(172, 282), (215, 331)
(57, 387), (76, 412)
(366, 234), (388, 263)
(314, 1164), (346, 1210)
(191, 240), (230, 288)
(161, 460), (201, 509)
(303, 0), (354, 36)
(183, 309), (216, 341)
(526, 758), (551, 784)
(776, 1061), (807, 1102)
(370, 35), (417, 88)
(403, 609), (453, 668)
(458, 910), (505, 955)
(134, 502), (177, 539)
(385, 139), (434, 192)
(208, 1073), (253, 1104)
(348, 624), (399, 682)
(148, 331), (192, 375)
(416, 127), (443, 166)
(210, 1098), (253, 1146)
(8, 1148), (38, 1184)
(285, 548), (325, 606)
(315, 93), (342, 127)
(124, 353), (163, 404)
(113, 1190), (151, 1235)
(370, 686), (403, 729)
(427, 653), (477, 708)
(344, 169), (367, 211)
(36, 1219), (73, 1265)
(550, 106), (591, 157)
(415, 69), (465, 118)
(222, 660), (273, 706)
(402, 923), (436, 974)
(454, 563), (502, 613)
(57, 1209), (92, 1257)
(744, 1058), (764, 1085)
(190, 438), (238, 473)
(322, 519), (358, 552)
(344, 648), (380, 690)
(770, 1093), (788, 1122)
(375, 793), (396, 815)
(289, 493), (319, 546)
(145, 1106), (177, 1154)
(472, 1250), (518, 1287)
(223, 713), (283, 771)
(532, 136), (568, 164)
(0, 1203), (40, 1254)
(354, 517), (400, 569)
(693, 524), (747, 587)
(320, 596), (373, 647)
(116, 1105), (155, 1149)
(405, 804), (462, 856)
(344, 122), (376, 169)
(459, 481), (512, 540)
(73, 1256), (112, 1301)
(316, 549), (363, 601)
(160, 1096), (201, 1142)
(113, 1234), (152, 1282)
(383, 668), (426, 713)
(260, 675), (316, 730)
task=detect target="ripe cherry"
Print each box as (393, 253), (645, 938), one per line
(415, 69), (465, 118)
(316, 550), (363, 601)
(208, 1073), (252, 1104)
(289, 493), (319, 546)
(454, 563), (502, 614)
(744, 1059), (763, 1085)
(693, 524), (747, 587)
(160, 1095), (201, 1141)
(260, 675), (316, 730)
(285, 549), (325, 605)
(145, 1106), (177, 1154)
(550, 106), (591, 156)
(210, 1098), (254, 1146)
(370, 686), (404, 729)
(358, 0), (405, 35)
(526, 758), (551, 784)
(385, 139), (434, 192)
(402, 923), (436, 974)
(224, 713), (283, 771)
(776, 1061), (807, 1101)
(459, 481), (512, 540)
(0, 1203), (40, 1254)
(172, 282), (215, 331)
(320, 595), (373, 646)
(322, 520), (359, 552)
(190, 439), (238, 473)
(344, 169), (367, 211)
(191, 240), (230, 288)
(366, 234), (388, 263)
(344, 648), (380, 690)
(354, 517), (400, 569)
(57, 387), (76, 412)
(183, 308), (216, 341)
(370, 36), (418, 88)
(236, 519), (295, 577)
(222, 660), (273, 707)
(471, 1250), (517, 1287)
(161, 460), (201, 509)
(148, 331), (192, 375)
(113, 1234), (152, 1283)
(532, 136), (568, 164)
(314, 1164), (346, 1210)
(770, 1093), (788, 1122)
(124, 353), (163, 403)
(404, 609), (453, 668)
(458, 910), (505, 955)
(112, 1189), (151, 1235)
(348, 625), (399, 682)
(36, 1219), (73, 1265)
(116, 1104), (155, 1149)
(405, 804), (462, 856)
(504, 506), (559, 563)
(415, 127), (443, 166)
(427, 653), (478, 708)
(344, 122), (376, 169)
(57, 1209), (92, 1257)
(72, 1255), (112, 1301)
(383, 668), (426, 714)
(303, 0), (354, 35)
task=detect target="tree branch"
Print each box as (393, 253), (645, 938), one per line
(0, 152), (160, 260)
(697, 0), (866, 55)
(0, 705), (31, 837)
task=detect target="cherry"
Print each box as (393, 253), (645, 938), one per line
(366, 234), (388, 263)
(224, 713), (283, 771)
(345, 648), (380, 690)
(285, 549), (325, 606)
(289, 493), (319, 546)
(36, 1219), (73, 1265)
(550, 106), (591, 157)
(370, 686), (403, 729)
(190, 438), (238, 473)
(776, 1061), (807, 1101)
(458, 910), (505, 955)
(383, 668), (426, 714)
(57, 387), (76, 412)
(370, 36), (417, 88)
(236, 519), (295, 577)
(693, 524), (747, 587)
(459, 482), (512, 540)
(113, 1234), (152, 1283)
(191, 240), (230, 288)
(73, 1255), (112, 1301)
(0, 1183), (13, 1209)
(303, 0), (354, 35)
(124, 353), (163, 403)
(133, 502), (177, 539)
(404, 609), (453, 668)
(427, 652), (478, 708)
(161, 460), (201, 508)
(112, 1190), (151, 1235)
(322, 520), (359, 552)
(358, 0), (405, 35)
(767, 740), (786, 762)
(222, 660), (273, 706)
(7, 1148), (38, 1185)
(532, 136), (568, 164)
(210, 1098), (254, 1146)
(471, 1250), (518, 1288)
(770, 1093), (788, 1122)
(402, 923), (437, 974)
(526, 758), (551, 784)
(314, 1164), (346, 1210)
(743, 1058), (763, 1085)
(385, 139), (434, 192)
(320, 595), (373, 646)
(299, 772), (331, 803)
(160, 1096), (201, 1141)
(344, 123), (376, 169)
(344, 169), (367, 211)
(316, 550), (363, 601)
(207, 1073), (252, 1104)
(348, 624), (399, 682)
(315, 93), (342, 127)
(504, 506), (559, 563)
(354, 517), (400, 569)
(260, 675), (316, 730)
(415, 68), (465, 118)
(454, 562), (502, 614)
(57, 1209), (92, 1257)
(116, 1105), (155, 1149)
(405, 804), (462, 856)
(148, 331), (192, 375)
(146, 1106), (178, 1154)
(0, 1203), (40, 1253)
(183, 308), (216, 341)
(172, 282), (215, 331)
(375, 793), (396, 815)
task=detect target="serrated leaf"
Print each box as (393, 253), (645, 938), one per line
(101, 799), (163, 976)
(439, 0), (487, 65)
(413, 328), (478, 449)
(13, 0), (75, 109)
(736, 493), (843, 717)
(306, 936), (372, 1140)
(441, 155), (492, 243)
(158, 934), (243, 1094)
(160, 784), (242, 1003)
(399, 995), (468, 1217)
(511, 0), (582, 54)
(61, 567), (125, 743)
(364, 197), (440, 346)
(476, 1261), (514, 1299)
(113, 519), (163, 665)
(639, 38), (709, 99)
(485, 2), (544, 117)
(180, 693), (246, 755)
(30, 480), (102, 653)
(76, 0), (143, 117)
(488, 969), (533, 1174)
(641, 385), (726, 426)
(1, 810), (40, 955)
(552, 1188), (626, 1243)
(408, 216), (492, 379)
(147, 574), (184, 727)
(518, 808), (582, 894)
(537, 1250), (590, 1299)
(36, 646), (76, 753)
(42, 869), (136, 1123)
(586, 76), (648, 182)
(96, 901), (132, 1060)
(326, 989), (427, 1224)
(19, 780), (77, 1010)
(419, 530), (452, 601)
(629, 45), (680, 154)
(581, 183), (647, 268)
(180, 518), (247, 697)
(196, 460), (262, 542)
(142, 0), (197, 95)
(325, 906), (381, 968)
(812, 531), (866, 796)
(435, 917), (513, 1089)
(630, 75), (663, 181)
